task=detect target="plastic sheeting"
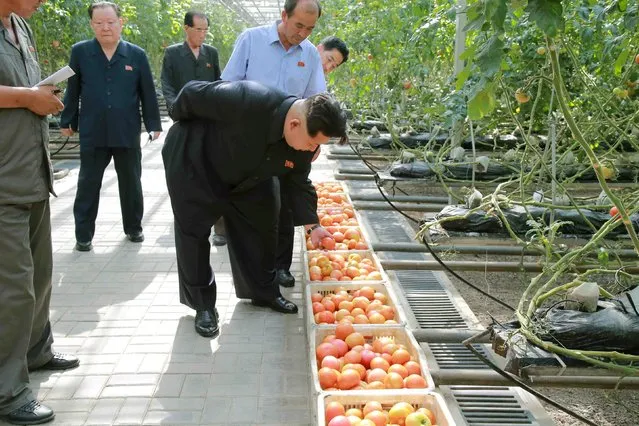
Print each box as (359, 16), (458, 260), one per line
(434, 205), (639, 236)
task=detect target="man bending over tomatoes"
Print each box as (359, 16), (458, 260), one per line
(162, 79), (346, 338)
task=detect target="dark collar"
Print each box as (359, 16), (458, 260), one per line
(180, 41), (209, 58)
(180, 41), (192, 57)
(90, 38), (129, 59)
(268, 96), (298, 145)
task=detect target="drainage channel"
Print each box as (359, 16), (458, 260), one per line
(348, 190), (554, 426)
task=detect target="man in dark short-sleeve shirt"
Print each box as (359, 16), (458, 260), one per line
(0, 1), (80, 424)
(162, 80), (346, 337)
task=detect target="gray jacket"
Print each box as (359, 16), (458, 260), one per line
(0, 15), (53, 204)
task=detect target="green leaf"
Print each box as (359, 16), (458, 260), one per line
(614, 40), (631, 76)
(476, 35), (504, 77)
(526, 0), (565, 36)
(486, 0), (508, 32)
(468, 87), (496, 120)
(619, 0), (628, 12)
(456, 64), (472, 90)
(624, 5), (639, 30)
(459, 45), (477, 61)
(464, 3), (487, 32)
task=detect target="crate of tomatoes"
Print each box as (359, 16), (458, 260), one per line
(310, 324), (435, 394)
(318, 390), (456, 425)
(306, 282), (406, 328)
(304, 251), (387, 284)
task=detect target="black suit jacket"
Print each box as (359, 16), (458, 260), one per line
(60, 39), (161, 148)
(162, 80), (318, 226)
(160, 42), (221, 113)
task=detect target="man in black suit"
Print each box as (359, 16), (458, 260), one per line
(60, 1), (162, 251)
(161, 11), (221, 115)
(161, 10), (225, 246)
(162, 80), (345, 337)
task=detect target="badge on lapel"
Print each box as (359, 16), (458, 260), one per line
(297, 61), (305, 67)
(206, 63), (212, 68)
(125, 65), (133, 71)
(284, 160), (295, 169)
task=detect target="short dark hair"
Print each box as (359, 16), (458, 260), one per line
(304, 94), (348, 144)
(184, 11), (209, 27)
(88, 2), (120, 18)
(284, 0), (322, 19)
(319, 36), (349, 63)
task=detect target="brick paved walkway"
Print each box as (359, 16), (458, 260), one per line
(1, 130), (334, 425)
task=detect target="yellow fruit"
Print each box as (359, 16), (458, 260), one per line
(536, 46), (546, 55)
(601, 165), (615, 180)
(515, 89), (530, 104)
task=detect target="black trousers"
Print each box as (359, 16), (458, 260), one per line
(166, 170), (282, 309)
(74, 147), (143, 243)
(222, 178), (295, 271)
(275, 187), (295, 270)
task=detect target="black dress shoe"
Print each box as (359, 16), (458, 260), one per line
(251, 296), (298, 314)
(127, 232), (144, 243)
(31, 352), (79, 372)
(74, 241), (92, 252)
(1, 400), (54, 425)
(274, 269), (295, 288)
(211, 234), (227, 246)
(194, 309), (219, 338)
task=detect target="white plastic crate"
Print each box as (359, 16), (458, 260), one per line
(310, 325), (435, 394)
(305, 282), (407, 329)
(317, 390), (456, 425)
(304, 250), (388, 284)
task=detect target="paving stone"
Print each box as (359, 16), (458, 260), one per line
(154, 373), (186, 397)
(44, 398), (97, 412)
(181, 374), (211, 397)
(108, 373), (160, 386)
(101, 385), (156, 398)
(143, 410), (201, 425)
(199, 397), (232, 424)
(114, 397), (150, 425)
(227, 396), (259, 423)
(149, 397), (205, 411)
(73, 375), (109, 398)
(85, 398), (125, 425)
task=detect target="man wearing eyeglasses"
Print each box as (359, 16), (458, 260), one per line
(161, 11), (224, 245)
(161, 12), (221, 117)
(60, 1), (162, 252)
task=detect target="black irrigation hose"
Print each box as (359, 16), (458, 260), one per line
(463, 330), (599, 426)
(50, 136), (71, 156)
(348, 142), (517, 312)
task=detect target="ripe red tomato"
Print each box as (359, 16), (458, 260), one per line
(321, 237), (336, 250)
(610, 206), (619, 217)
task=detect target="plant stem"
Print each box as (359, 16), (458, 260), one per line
(546, 37), (639, 254)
